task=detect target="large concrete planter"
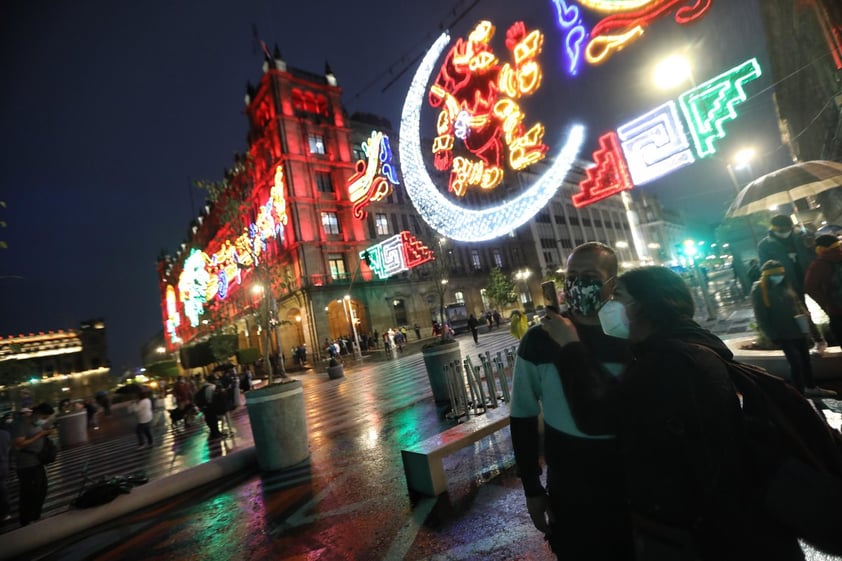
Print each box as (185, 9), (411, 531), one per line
(327, 364), (345, 380)
(57, 410), (88, 448)
(726, 337), (842, 382)
(421, 340), (462, 403)
(245, 380), (309, 471)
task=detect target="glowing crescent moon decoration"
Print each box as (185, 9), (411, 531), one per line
(399, 31), (586, 242)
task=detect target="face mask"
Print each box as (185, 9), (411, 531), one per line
(598, 300), (630, 339)
(768, 275), (785, 285)
(773, 230), (792, 239)
(564, 276), (608, 316)
(33, 418), (46, 427)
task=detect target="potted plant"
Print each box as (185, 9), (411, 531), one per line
(326, 357), (344, 380)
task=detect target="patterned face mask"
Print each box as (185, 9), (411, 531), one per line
(564, 275), (611, 316)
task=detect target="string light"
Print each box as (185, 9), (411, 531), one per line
(178, 249), (209, 328)
(617, 101), (695, 185)
(400, 31), (585, 242)
(585, 0), (713, 65)
(347, 130), (399, 219)
(573, 132), (633, 208)
(359, 231), (434, 279)
(165, 285), (182, 344)
(679, 58), (762, 158)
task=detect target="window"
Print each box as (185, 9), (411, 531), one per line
(568, 215), (580, 226)
(411, 215), (422, 234)
(492, 250), (503, 269)
(575, 238), (585, 246)
(560, 238), (572, 249)
(375, 213), (390, 236)
(554, 214), (565, 224)
(315, 171), (333, 193)
(540, 238), (556, 249)
(454, 291), (465, 304)
(535, 212), (551, 223)
(308, 134), (325, 155)
(470, 250), (481, 270)
(328, 255), (347, 280)
(582, 217), (592, 227)
(544, 251), (554, 264)
(321, 212), (341, 235)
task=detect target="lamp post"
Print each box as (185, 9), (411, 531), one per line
(725, 147), (760, 247)
(652, 54), (696, 89)
(343, 295), (363, 361)
(514, 268), (533, 311)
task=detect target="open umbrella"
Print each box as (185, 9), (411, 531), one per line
(727, 160), (842, 218)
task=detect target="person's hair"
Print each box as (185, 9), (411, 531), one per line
(761, 259), (784, 271)
(618, 267), (694, 329)
(770, 214), (793, 229)
(33, 402), (54, 416)
(571, 241), (618, 277)
(815, 234), (839, 248)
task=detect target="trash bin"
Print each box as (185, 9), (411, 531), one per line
(245, 380), (309, 471)
(57, 410), (88, 448)
(421, 340), (462, 403)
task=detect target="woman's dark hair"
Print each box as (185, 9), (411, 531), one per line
(33, 402), (54, 416)
(619, 267), (694, 329)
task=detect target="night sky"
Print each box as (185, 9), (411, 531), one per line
(0, 0), (788, 370)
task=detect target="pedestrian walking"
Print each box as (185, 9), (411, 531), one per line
(13, 403), (56, 526)
(805, 234), (842, 348)
(195, 377), (223, 439)
(493, 309), (501, 328)
(130, 391), (154, 448)
(543, 266), (806, 561)
(758, 214), (826, 352)
(510, 242), (633, 560)
(467, 314), (479, 344)
(752, 260), (836, 397)
(414, 323), (421, 339)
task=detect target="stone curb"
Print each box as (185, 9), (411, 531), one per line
(0, 447), (258, 560)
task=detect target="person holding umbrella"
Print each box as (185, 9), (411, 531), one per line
(757, 214), (826, 353)
(805, 234), (842, 348)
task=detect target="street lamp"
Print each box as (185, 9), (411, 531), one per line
(514, 269), (533, 309)
(343, 295), (363, 361)
(653, 54), (695, 90)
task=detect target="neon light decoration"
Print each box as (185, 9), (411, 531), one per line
(574, 58), (761, 208)
(552, 0), (588, 76)
(175, 164), (289, 326)
(428, 21), (548, 197)
(678, 58), (762, 158)
(584, 0), (713, 65)
(360, 231), (434, 280)
(573, 132), (633, 208)
(617, 101), (695, 186)
(400, 31), (585, 242)
(346, 130), (400, 220)
(165, 285), (182, 344)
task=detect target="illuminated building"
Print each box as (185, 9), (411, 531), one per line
(157, 53), (538, 364)
(0, 319), (108, 380)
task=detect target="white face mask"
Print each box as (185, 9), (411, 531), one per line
(768, 275), (785, 285)
(33, 418), (46, 427)
(598, 300), (630, 339)
(773, 230), (792, 239)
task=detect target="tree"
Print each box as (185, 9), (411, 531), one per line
(485, 267), (517, 310)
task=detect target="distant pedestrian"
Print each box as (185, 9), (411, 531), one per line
(14, 403), (56, 526)
(486, 311), (493, 330)
(414, 323), (421, 339)
(130, 391), (154, 449)
(493, 309), (501, 328)
(83, 398), (98, 430)
(751, 260), (835, 397)
(467, 314), (479, 344)
(805, 234), (842, 348)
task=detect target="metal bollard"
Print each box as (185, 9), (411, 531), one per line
(444, 364), (459, 419)
(462, 358), (479, 412)
(494, 357), (511, 403)
(465, 356), (487, 412)
(481, 354), (498, 408)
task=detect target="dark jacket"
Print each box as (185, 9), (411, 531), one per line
(757, 230), (815, 295)
(751, 281), (807, 341)
(555, 321), (804, 561)
(805, 247), (842, 316)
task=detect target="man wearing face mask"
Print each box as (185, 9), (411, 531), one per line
(13, 402), (56, 526)
(510, 242), (633, 560)
(758, 215), (826, 352)
(751, 260), (836, 397)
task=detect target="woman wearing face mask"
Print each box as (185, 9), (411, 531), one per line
(543, 266), (805, 561)
(751, 260), (835, 397)
(13, 402), (56, 526)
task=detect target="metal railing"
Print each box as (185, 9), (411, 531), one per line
(443, 345), (517, 421)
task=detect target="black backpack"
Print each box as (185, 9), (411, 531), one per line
(695, 345), (842, 554)
(193, 384), (210, 408)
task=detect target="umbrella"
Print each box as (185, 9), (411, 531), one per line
(727, 160), (842, 218)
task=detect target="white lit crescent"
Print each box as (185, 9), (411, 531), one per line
(399, 32), (585, 242)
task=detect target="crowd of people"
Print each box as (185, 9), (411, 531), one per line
(511, 238), (842, 560)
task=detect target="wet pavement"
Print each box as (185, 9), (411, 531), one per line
(8, 317), (842, 561)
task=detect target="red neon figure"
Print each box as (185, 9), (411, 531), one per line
(586, 0), (713, 65)
(573, 132), (634, 208)
(428, 20), (548, 196)
(400, 231), (435, 269)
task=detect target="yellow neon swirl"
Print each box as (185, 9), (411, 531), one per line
(585, 26), (645, 64)
(577, 0), (658, 13)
